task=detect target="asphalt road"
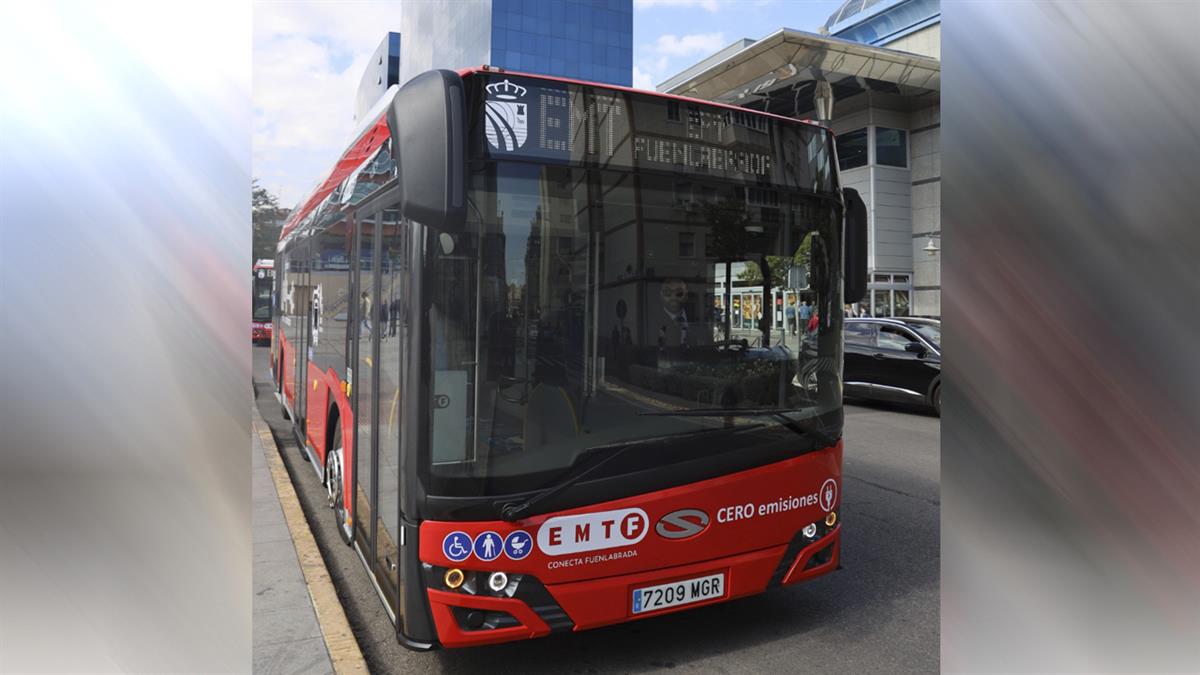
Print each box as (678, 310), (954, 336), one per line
(253, 346), (939, 674)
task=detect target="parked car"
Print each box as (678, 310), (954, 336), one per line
(843, 317), (941, 415)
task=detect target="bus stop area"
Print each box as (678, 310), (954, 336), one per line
(252, 407), (367, 675)
(251, 346), (939, 674)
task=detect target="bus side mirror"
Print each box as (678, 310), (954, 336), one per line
(842, 187), (868, 304)
(388, 69), (467, 232)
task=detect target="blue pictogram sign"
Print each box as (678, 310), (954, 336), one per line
(503, 530), (532, 560)
(473, 531), (502, 562)
(442, 531), (473, 562)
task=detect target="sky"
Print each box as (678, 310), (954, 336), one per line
(253, 0), (841, 210)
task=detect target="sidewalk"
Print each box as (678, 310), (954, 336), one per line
(253, 408), (366, 674)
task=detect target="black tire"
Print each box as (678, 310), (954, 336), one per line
(931, 384), (942, 417)
(326, 428), (353, 545)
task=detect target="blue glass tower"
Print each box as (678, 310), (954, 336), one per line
(399, 0), (631, 90)
(489, 0), (632, 86)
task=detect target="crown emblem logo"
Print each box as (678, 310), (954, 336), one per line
(484, 79), (529, 151)
(486, 79), (527, 100)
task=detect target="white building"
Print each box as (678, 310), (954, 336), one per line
(660, 0), (941, 317)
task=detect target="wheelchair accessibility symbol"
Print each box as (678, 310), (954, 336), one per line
(442, 531), (473, 562)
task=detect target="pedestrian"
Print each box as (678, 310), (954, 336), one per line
(360, 291), (372, 337)
(389, 298), (399, 337)
(807, 309), (819, 334)
(379, 300), (389, 340)
(785, 301), (796, 335)
(658, 325), (667, 349)
(798, 300), (813, 334)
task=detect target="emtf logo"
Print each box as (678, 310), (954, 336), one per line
(484, 79), (528, 152)
(537, 507), (648, 556)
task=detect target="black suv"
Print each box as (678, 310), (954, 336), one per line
(843, 317), (941, 415)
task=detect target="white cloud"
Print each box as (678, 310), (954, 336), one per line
(634, 0), (721, 12)
(632, 32), (724, 91)
(252, 1), (401, 208)
(633, 66), (656, 90)
(653, 32), (727, 57)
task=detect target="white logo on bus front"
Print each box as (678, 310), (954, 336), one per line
(819, 478), (838, 512)
(537, 507), (648, 556)
(484, 79), (528, 152)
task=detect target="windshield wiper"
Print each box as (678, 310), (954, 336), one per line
(638, 408), (839, 448)
(496, 426), (758, 522)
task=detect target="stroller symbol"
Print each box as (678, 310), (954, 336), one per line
(443, 531), (473, 562)
(504, 530), (532, 560)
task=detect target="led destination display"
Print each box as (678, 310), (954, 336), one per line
(469, 75), (832, 192)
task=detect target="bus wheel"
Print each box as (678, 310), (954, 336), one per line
(325, 434), (353, 545)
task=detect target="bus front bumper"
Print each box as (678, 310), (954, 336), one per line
(426, 525), (840, 648)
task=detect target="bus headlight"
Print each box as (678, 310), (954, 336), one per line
(802, 523), (818, 539)
(825, 511), (837, 527)
(444, 568), (465, 589)
(487, 571), (509, 593)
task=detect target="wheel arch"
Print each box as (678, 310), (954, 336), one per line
(926, 373), (941, 401)
(325, 374), (354, 518)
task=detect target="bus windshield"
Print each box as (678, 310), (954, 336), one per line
(422, 75), (843, 498)
(253, 276), (272, 321)
(425, 165), (843, 496)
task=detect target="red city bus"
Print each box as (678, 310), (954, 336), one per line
(271, 66), (867, 650)
(252, 258), (274, 344)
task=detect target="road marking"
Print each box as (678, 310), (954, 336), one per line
(254, 409), (368, 675)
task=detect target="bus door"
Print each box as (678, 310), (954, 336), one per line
(374, 206), (407, 611)
(352, 209), (382, 596)
(289, 241), (312, 435)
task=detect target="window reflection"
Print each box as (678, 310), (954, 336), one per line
(426, 162), (842, 490)
(837, 128), (868, 170)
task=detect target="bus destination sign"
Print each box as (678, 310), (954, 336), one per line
(475, 75), (801, 185)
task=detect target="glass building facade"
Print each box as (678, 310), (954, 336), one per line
(823, 0), (940, 46)
(490, 0), (632, 86)
(400, 0), (631, 89)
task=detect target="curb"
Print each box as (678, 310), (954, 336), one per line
(254, 408), (369, 675)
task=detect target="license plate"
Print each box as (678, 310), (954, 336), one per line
(631, 573), (725, 614)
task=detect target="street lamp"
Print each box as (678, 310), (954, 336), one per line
(923, 233), (941, 256)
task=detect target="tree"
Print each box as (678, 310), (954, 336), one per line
(736, 233), (815, 288)
(252, 179), (288, 264)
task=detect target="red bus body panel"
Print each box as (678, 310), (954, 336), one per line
(279, 116), (390, 241)
(419, 443), (842, 648)
(274, 326), (354, 509)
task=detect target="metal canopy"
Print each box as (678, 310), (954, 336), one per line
(663, 28), (939, 118)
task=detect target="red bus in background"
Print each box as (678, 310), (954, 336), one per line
(271, 66), (867, 650)
(252, 259), (274, 344)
